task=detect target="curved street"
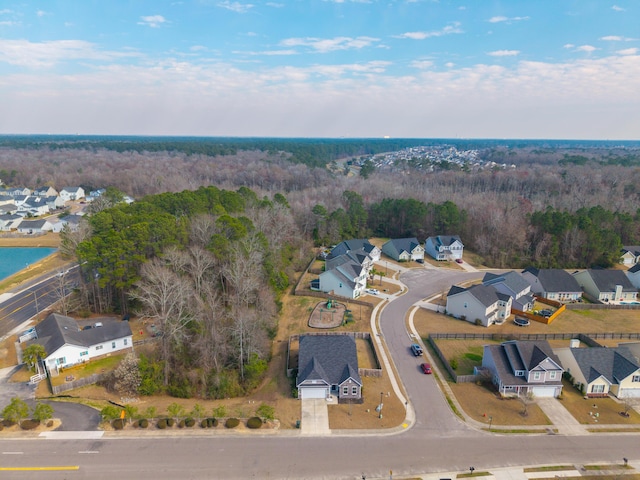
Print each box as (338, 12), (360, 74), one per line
(1, 266), (639, 479)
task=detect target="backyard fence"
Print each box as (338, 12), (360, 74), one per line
(51, 372), (106, 395)
(565, 303), (640, 310)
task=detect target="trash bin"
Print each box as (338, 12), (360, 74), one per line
(295, 420), (301, 428)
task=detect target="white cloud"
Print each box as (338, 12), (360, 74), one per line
(0, 20), (20, 26)
(0, 9), (13, 14)
(488, 15), (529, 23)
(138, 15), (168, 28)
(488, 50), (520, 57)
(445, 62), (455, 68)
(563, 44), (575, 49)
(600, 35), (635, 41)
(576, 45), (597, 53)
(411, 60), (434, 69)
(612, 5), (625, 11)
(36, 10), (49, 17)
(190, 45), (207, 52)
(394, 22), (463, 40)
(266, 2), (284, 7)
(0, 38), (140, 68)
(280, 36), (379, 53)
(239, 49), (298, 56)
(216, 1), (254, 13)
(617, 48), (638, 55)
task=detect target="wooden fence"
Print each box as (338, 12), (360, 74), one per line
(565, 303), (640, 310)
(51, 373), (106, 395)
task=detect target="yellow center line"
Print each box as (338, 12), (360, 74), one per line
(0, 466), (80, 471)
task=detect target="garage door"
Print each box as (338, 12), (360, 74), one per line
(531, 387), (557, 398)
(621, 389), (640, 398)
(300, 387), (328, 399)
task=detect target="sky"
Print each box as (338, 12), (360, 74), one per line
(0, 1), (639, 139)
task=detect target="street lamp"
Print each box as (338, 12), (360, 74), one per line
(379, 392), (384, 419)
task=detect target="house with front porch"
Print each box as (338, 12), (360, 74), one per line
(482, 340), (564, 398)
(0, 214), (23, 231)
(25, 313), (133, 373)
(59, 186), (85, 202)
(17, 219), (54, 234)
(33, 186), (58, 197)
(482, 271), (535, 312)
(573, 269), (638, 304)
(318, 258), (368, 299)
(296, 334), (362, 402)
(521, 267), (583, 303)
(620, 246), (640, 266)
(555, 346), (640, 398)
(381, 237), (424, 262)
(425, 235), (464, 261)
(446, 284), (512, 327)
(328, 239), (381, 263)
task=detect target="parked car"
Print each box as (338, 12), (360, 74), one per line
(421, 363), (432, 374)
(455, 258), (463, 264)
(416, 258), (424, 264)
(366, 288), (379, 295)
(410, 343), (423, 356)
(539, 309), (553, 318)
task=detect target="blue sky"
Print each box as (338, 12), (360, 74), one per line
(0, 1), (638, 138)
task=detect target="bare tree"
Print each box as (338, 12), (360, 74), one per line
(519, 391), (535, 417)
(129, 259), (193, 386)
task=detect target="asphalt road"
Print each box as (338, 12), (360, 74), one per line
(1, 265), (638, 479)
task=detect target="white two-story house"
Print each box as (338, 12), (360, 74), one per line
(425, 235), (464, 261)
(446, 284), (512, 327)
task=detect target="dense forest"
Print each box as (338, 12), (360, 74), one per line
(62, 186), (304, 398)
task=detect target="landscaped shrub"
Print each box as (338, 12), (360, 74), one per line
(138, 419), (149, 428)
(450, 358), (458, 370)
(157, 418), (167, 429)
(21, 419), (40, 430)
(207, 418), (218, 427)
(246, 417), (262, 429)
(112, 419), (125, 430)
(178, 419), (185, 428)
(167, 418), (175, 427)
(3, 419), (16, 428)
(46, 420), (53, 428)
(225, 417), (240, 428)
(201, 419), (208, 428)
(185, 417), (195, 427)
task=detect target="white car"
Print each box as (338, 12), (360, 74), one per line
(366, 288), (379, 295)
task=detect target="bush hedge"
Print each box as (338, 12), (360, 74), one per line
(178, 419), (185, 428)
(157, 418), (168, 429)
(167, 418), (175, 427)
(138, 419), (149, 428)
(21, 419), (40, 430)
(185, 417), (195, 428)
(246, 417), (262, 429)
(112, 419), (125, 430)
(225, 417), (240, 428)
(208, 418), (218, 427)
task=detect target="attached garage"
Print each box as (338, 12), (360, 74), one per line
(530, 386), (559, 398)
(299, 386), (329, 400)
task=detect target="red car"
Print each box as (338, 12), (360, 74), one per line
(421, 363), (432, 374)
(455, 258), (463, 264)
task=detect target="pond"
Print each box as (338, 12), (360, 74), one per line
(0, 247), (57, 281)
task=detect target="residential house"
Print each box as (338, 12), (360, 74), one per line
(425, 235), (464, 261)
(573, 269), (638, 304)
(620, 246), (640, 266)
(3, 187), (31, 196)
(521, 267), (583, 303)
(446, 284), (512, 327)
(326, 249), (373, 274)
(627, 264), (640, 290)
(482, 271), (535, 312)
(52, 214), (84, 233)
(328, 239), (381, 263)
(17, 219), (54, 234)
(45, 195), (65, 210)
(319, 257), (368, 299)
(482, 340), (564, 398)
(25, 313), (133, 372)
(86, 188), (106, 202)
(381, 237), (424, 262)
(32, 186), (58, 197)
(59, 186), (85, 202)
(18, 196), (50, 217)
(0, 203), (18, 215)
(555, 346), (640, 398)
(0, 214), (23, 231)
(296, 334), (362, 402)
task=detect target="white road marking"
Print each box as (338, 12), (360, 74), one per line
(2, 452), (24, 455)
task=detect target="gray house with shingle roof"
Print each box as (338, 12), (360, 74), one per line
(425, 235), (463, 261)
(25, 313), (133, 373)
(620, 245), (640, 266)
(521, 267), (583, 303)
(482, 271), (535, 312)
(482, 340), (564, 398)
(296, 335), (362, 402)
(446, 284), (512, 327)
(382, 237), (424, 262)
(555, 346), (640, 398)
(573, 269), (638, 304)
(327, 239), (380, 262)
(627, 264), (640, 289)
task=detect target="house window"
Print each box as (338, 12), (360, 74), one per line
(515, 371), (524, 376)
(549, 371), (557, 379)
(56, 357), (66, 365)
(124, 338), (128, 346)
(96, 345), (103, 350)
(591, 384), (605, 393)
(633, 375), (640, 383)
(463, 302), (468, 308)
(533, 372), (541, 380)
(352, 386), (357, 395)
(342, 386), (348, 395)
(112, 341), (116, 349)
(79, 351), (88, 357)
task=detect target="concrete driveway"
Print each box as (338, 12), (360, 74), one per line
(0, 365), (37, 407)
(536, 398), (588, 435)
(300, 398), (330, 436)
